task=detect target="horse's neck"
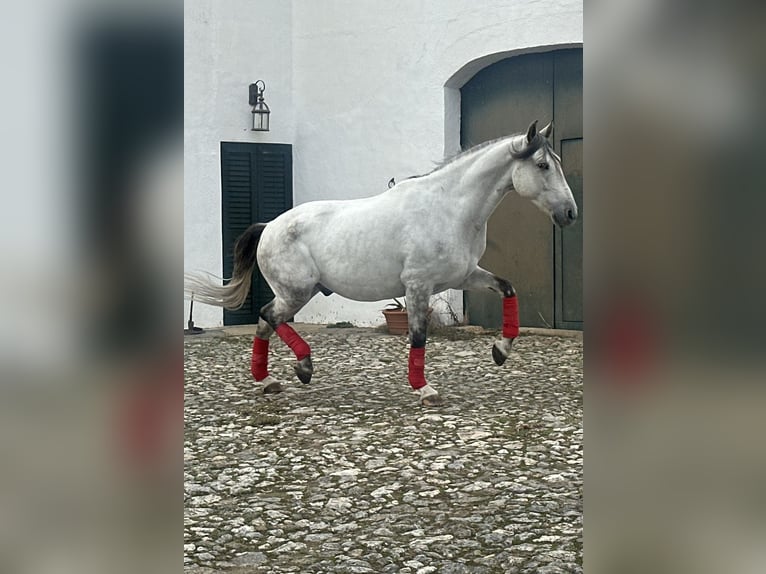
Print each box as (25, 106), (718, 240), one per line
(434, 136), (519, 227)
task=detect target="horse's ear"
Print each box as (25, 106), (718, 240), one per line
(526, 120), (538, 143)
(540, 121), (553, 139)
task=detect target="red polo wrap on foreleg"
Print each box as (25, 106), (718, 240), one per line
(251, 337), (269, 381)
(408, 347), (427, 390)
(503, 296), (520, 339)
(275, 323), (311, 360)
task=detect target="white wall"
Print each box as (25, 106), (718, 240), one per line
(184, 0), (294, 327)
(184, 0), (582, 328)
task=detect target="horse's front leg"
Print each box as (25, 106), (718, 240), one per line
(457, 267), (519, 366)
(404, 284), (443, 407)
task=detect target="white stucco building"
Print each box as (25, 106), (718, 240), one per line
(185, 0), (583, 329)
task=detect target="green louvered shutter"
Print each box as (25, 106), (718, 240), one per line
(221, 142), (293, 325)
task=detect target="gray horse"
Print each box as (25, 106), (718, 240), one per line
(187, 120), (577, 406)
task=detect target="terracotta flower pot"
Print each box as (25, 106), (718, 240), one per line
(382, 308), (433, 335)
(382, 308), (409, 335)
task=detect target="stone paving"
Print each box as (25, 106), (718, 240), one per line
(184, 326), (582, 573)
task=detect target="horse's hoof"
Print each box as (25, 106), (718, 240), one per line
(421, 394), (444, 407)
(492, 343), (508, 366)
(294, 356), (313, 384)
(262, 380), (283, 394)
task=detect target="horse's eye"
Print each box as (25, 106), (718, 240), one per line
(537, 162), (549, 170)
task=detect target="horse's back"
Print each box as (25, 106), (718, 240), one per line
(255, 186), (478, 301)
(257, 196), (410, 300)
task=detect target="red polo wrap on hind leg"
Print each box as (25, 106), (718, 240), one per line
(251, 337), (269, 381)
(408, 347), (427, 390)
(275, 323), (311, 360)
(503, 295), (520, 339)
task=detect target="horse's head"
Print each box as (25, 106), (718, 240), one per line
(510, 120), (578, 228)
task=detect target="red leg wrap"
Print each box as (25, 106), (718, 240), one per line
(251, 337), (269, 381)
(408, 347), (427, 390)
(275, 323), (311, 360)
(503, 296), (520, 339)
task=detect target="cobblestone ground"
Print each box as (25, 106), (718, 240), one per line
(185, 327), (582, 574)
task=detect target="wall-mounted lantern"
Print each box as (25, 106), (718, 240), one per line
(249, 80), (270, 132)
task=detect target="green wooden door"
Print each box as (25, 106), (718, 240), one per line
(461, 48), (583, 330)
(220, 142), (292, 325)
(553, 49), (583, 329)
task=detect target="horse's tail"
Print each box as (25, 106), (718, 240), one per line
(184, 223), (267, 310)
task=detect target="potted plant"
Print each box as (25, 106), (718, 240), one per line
(382, 298), (409, 335)
(381, 298), (433, 335)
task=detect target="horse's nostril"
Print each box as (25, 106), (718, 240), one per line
(567, 209), (575, 221)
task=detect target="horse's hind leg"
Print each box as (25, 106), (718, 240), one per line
(251, 318), (283, 394)
(457, 267), (519, 366)
(260, 295), (315, 385)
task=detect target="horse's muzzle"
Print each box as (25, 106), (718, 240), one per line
(553, 204), (578, 227)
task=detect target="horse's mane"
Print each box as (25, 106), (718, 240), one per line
(398, 131), (548, 183)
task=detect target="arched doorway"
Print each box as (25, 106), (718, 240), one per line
(460, 48), (582, 330)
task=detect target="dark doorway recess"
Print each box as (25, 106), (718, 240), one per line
(461, 48), (582, 330)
